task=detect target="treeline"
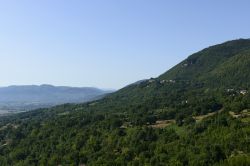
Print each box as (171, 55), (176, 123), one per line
(0, 90), (249, 165)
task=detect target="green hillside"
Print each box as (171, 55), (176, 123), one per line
(0, 39), (250, 166)
(102, 39), (250, 113)
(207, 49), (250, 87)
(159, 39), (250, 83)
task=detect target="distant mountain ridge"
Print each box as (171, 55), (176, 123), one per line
(0, 84), (113, 111)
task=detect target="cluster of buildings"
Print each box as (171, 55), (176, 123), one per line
(226, 89), (248, 95)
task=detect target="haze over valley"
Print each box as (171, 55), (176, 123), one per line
(0, 84), (113, 113)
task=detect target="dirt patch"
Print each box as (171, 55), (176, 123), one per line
(229, 111), (241, 118)
(0, 123), (19, 131)
(229, 109), (250, 119)
(193, 112), (217, 122)
(193, 110), (223, 122)
(150, 120), (175, 128)
(58, 112), (70, 116)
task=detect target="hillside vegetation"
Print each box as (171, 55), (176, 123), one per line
(0, 39), (250, 166)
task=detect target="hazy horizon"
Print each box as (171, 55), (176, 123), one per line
(0, 84), (116, 91)
(1, 0), (250, 89)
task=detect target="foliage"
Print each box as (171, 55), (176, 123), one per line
(0, 39), (250, 165)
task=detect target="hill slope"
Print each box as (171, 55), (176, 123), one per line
(159, 39), (250, 83)
(101, 39), (250, 113)
(0, 39), (250, 166)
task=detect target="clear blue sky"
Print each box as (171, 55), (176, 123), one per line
(0, 0), (249, 89)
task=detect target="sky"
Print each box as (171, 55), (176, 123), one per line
(0, 0), (250, 89)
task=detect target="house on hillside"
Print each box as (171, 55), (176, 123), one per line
(169, 80), (176, 83)
(160, 80), (166, 84)
(240, 90), (247, 95)
(148, 78), (155, 83)
(160, 79), (176, 84)
(226, 89), (234, 92)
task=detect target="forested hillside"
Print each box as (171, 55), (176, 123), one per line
(0, 39), (250, 166)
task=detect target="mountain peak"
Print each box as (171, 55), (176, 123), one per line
(40, 84), (55, 88)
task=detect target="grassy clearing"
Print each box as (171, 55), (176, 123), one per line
(150, 110), (222, 129)
(167, 124), (187, 136)
(241, 117), (250, 123)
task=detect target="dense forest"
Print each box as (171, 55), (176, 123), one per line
(0, 39), (250, 165)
